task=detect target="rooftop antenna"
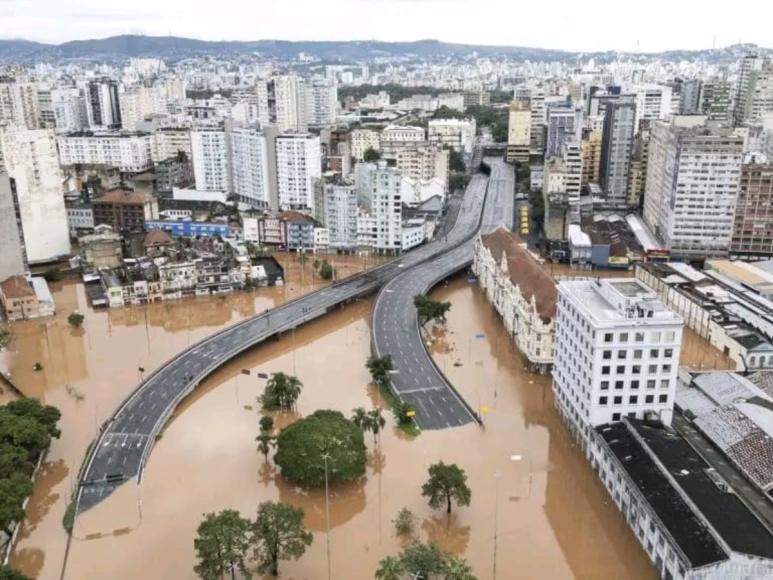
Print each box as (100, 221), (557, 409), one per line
(636, 40), (640, 53)
(712, 34), (716, 50)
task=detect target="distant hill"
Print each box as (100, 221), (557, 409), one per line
(0, 35), (768, 64)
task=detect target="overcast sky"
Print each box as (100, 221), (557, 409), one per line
(1, 0), (771, 52)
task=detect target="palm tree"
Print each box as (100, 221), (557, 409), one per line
(280, 375), (303, 409)
(256, 433), (277, 462)
(369, 409), (386, 444)
(375, 555), (405, 580)
(351, 407), (370, 433)
(442, 555), (478, 580)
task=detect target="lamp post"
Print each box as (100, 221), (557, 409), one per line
(322, 452), (332, 580)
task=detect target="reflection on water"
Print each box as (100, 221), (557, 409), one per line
(7, 257), (721, 580)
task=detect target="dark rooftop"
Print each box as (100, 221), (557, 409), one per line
(597, 421), (728, 568)
(628, 420), (773, 561)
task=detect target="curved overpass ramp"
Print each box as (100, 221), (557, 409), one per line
(76, 171), (491, 513)
(371, 159), (514, 430)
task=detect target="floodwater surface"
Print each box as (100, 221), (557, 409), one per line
(4, 260), (730, 580)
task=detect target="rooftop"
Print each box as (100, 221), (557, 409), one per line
(597, 421), (728, 568)
(480, 227), (557, 322)
(95, 189), (152, 205)
(582, 214), (644, 261)
(0, 276), (35, 300)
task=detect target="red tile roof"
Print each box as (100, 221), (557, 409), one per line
(0, 275), (35, 299)
(279, 210), (313, 223)
(480, 227), (557, 322)
(144, 228), (173, 246)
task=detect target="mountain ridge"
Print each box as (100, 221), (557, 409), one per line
(0, 34), (767, 63)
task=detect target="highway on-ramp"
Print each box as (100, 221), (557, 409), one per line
(76, 167), (492, 513)
(371, 159), (514, 430)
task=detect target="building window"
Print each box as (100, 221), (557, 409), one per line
(616, 366), (625, 374)
(614, 396), (623, 405)
(631, 380), (640, 390)
(662, 364), (672, 374)
(664, 348), (674, 358)
(635, 332), (645, 343)
(600, 381), (609, 391)
(647, 380), (656, 389)
(599, 396), (608, 406)
(620, 332), (629, 343)
(650, 349), (659, 358)
(615, 381), (624, 390)
(665, 332), (675, 342)
(629, 395), (638, 404)
(651, 331), (661, 342)
(617, 350), (627, 360)
(604, 333), (613, 343)
(634, 350), (643, 359)
(632, 365), (641, 375)
(602, 366), (610, 376)
(612, 413), (621, 421)
(603, 350), (612, 360)
(659, 394), (668, 403)
(648, 364), (658, 374)
(660, 380), (670, 390)
(646, 395), (654, 404)
(628, 412), (636, 419)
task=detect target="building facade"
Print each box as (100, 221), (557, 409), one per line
(190, 128), (229, 193)
(93, 189), (159, 232)
(305, 79), (338, 126)
(473, 227), (557, 373)
(371, 161), (402, 253)
(0, 172), (27, 280)
(152, 128), (192, 163)
(257, 76), (307, 133)
(57, 131), (153, 173)
(85, 78), (122, 129)
(0, 78), (41, 130)
(350, 129), (381, 162)
(731, 162), (773, 258)
(643, 118), (744, 258)
(599, 100), (636, 210)
(506, 99), (531, 163)
(230, 126), (271, 208)
(275, 133), (322, 210)
(428, 118), (476, 155)
(324, 184), (358, 249)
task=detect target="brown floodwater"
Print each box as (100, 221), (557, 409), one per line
(4, 258), (732, 580)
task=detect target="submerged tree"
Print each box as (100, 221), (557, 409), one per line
(421, 461), (472, 514)
(251, 501), (313, 576)
(193, 510), (251, 580)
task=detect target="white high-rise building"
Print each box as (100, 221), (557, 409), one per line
(85, 78), (122, 129)
(275, 133), (321, 210)
(0, 126), (70, 263)
(152, 128), (192, 163)
(379, 125), (426, 154)
(371, 161), (402, 253)
(350, 129), (381, 161)
(256, 76), (307, 133)
(632, 85), (673, 132)
(230, 126), (271, 208)
(0, 78), (40, 130)
(428, 118), (477, 154)
(545, 105), (582, 158)
(506, 99), (531, 163)
(324, 184), (358, 249)
(643, 117), (744, 258)
(119, 85), (167, 131)
(734, 52), (773, 126)
(57, 131), (153, 173)
(191, 128), (229, 193)
(563, 141), (582, 220)
(552, 278), (683, 444)
(51, 87), (87, 134)
(305, 79), (338, 127)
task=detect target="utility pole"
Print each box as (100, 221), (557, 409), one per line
(322, 452), (332, 580)
(493, 472), (500, 580)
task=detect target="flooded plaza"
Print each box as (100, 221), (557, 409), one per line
(1, 260), (732, 579)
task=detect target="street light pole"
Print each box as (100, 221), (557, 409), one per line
(493, 472), (500, 580)
(322, 452), (332, 580)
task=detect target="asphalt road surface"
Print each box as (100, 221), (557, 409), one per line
(77, 167), (497, 513)
(372, 159), (514, 430)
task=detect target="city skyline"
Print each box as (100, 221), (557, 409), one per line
(0, 0), (772, 52)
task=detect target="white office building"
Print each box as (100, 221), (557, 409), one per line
(428, 118), (477, 154)
(257, 76), (307, 133)
(0, 126), (70, 263)
(379, 125), (426, 154)
(275, 133), (321, 210)
(545, 105), (582, 158)
(85, 78), (122, 129)
(0, 78), (40, 130)
(230, 126), (271, 208)
(552, 278), (683, 445)
(191, 127), (229, 193)
(371, 161), (402, 253)
(305, 79), (338, 127)
(324, 183), (358, 249)
(152, 127), (192, 162)
(350, 129), (381, 162)
(632, 84), (673, 131)
(643, 117), (744, 258)
(51, 87), (87, 134)
(119, 85), (167, 131)
(57, 131), (153, 173)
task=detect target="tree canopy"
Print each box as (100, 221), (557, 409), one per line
(0, 474), (34, 535)
(413, 294), (452, 328)
(0, 566), (33, 580)
(317, 259), (335, 280)
(375, 555), (405, 580)
(363, 147), (382, 162)
(448, 147), (466, 173)
(67, 312), (85, 329)
(400, 541), (446, 579)
(258, 372), (303, 410)
(251, 501), (313, 576)
(366, 354), (393, 388)
(274, 410), (367, 486)
(0, 328), (11, 351)
(421, 461), (472, 514)
(193, 510), (251, 580)
(443, 555), (479, 580)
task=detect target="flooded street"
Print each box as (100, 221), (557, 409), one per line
(3, 257), (731, 579)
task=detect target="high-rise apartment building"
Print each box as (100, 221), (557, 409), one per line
(191, 127), (229, 192)
(379, 125), (426, 155)
(564, 141), (582, 221)
(627, 121), (651, 209)
(0, 126), (70, 263)
(0, 77), (41, 130)
(371, 161), (402, 253)
(643, 118), (744, 258)
(119, 85), (167, 131)
(679, 79), (702, 115)
(324, 184), (358, 249)
(530, 85), (546, 157)
(305, 79), (338, 127)
(385, 145), (449, 187)
(0, 172), (28, 280)
(506, 99), (531, 164)
(734, 53), (773, 126)
(85, 78), (122, 129)
(275, 133), (321, 210)
(256, 76), (307, 133)
(350, 129), (381, 162)
(57, 131), (153, 173)
(700, 79), (733, 124)
(632, 85), (672, 131)
(599, 100), (636, 209)
(580, 130), (602, 185)
(51, 87), (87, 134)
(552, 278), (683, 444)
(545, 105), (582, 158)
(230, 126), (272, 208)
(152, 127), (192, 163)
(731, 161), (773, 258)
